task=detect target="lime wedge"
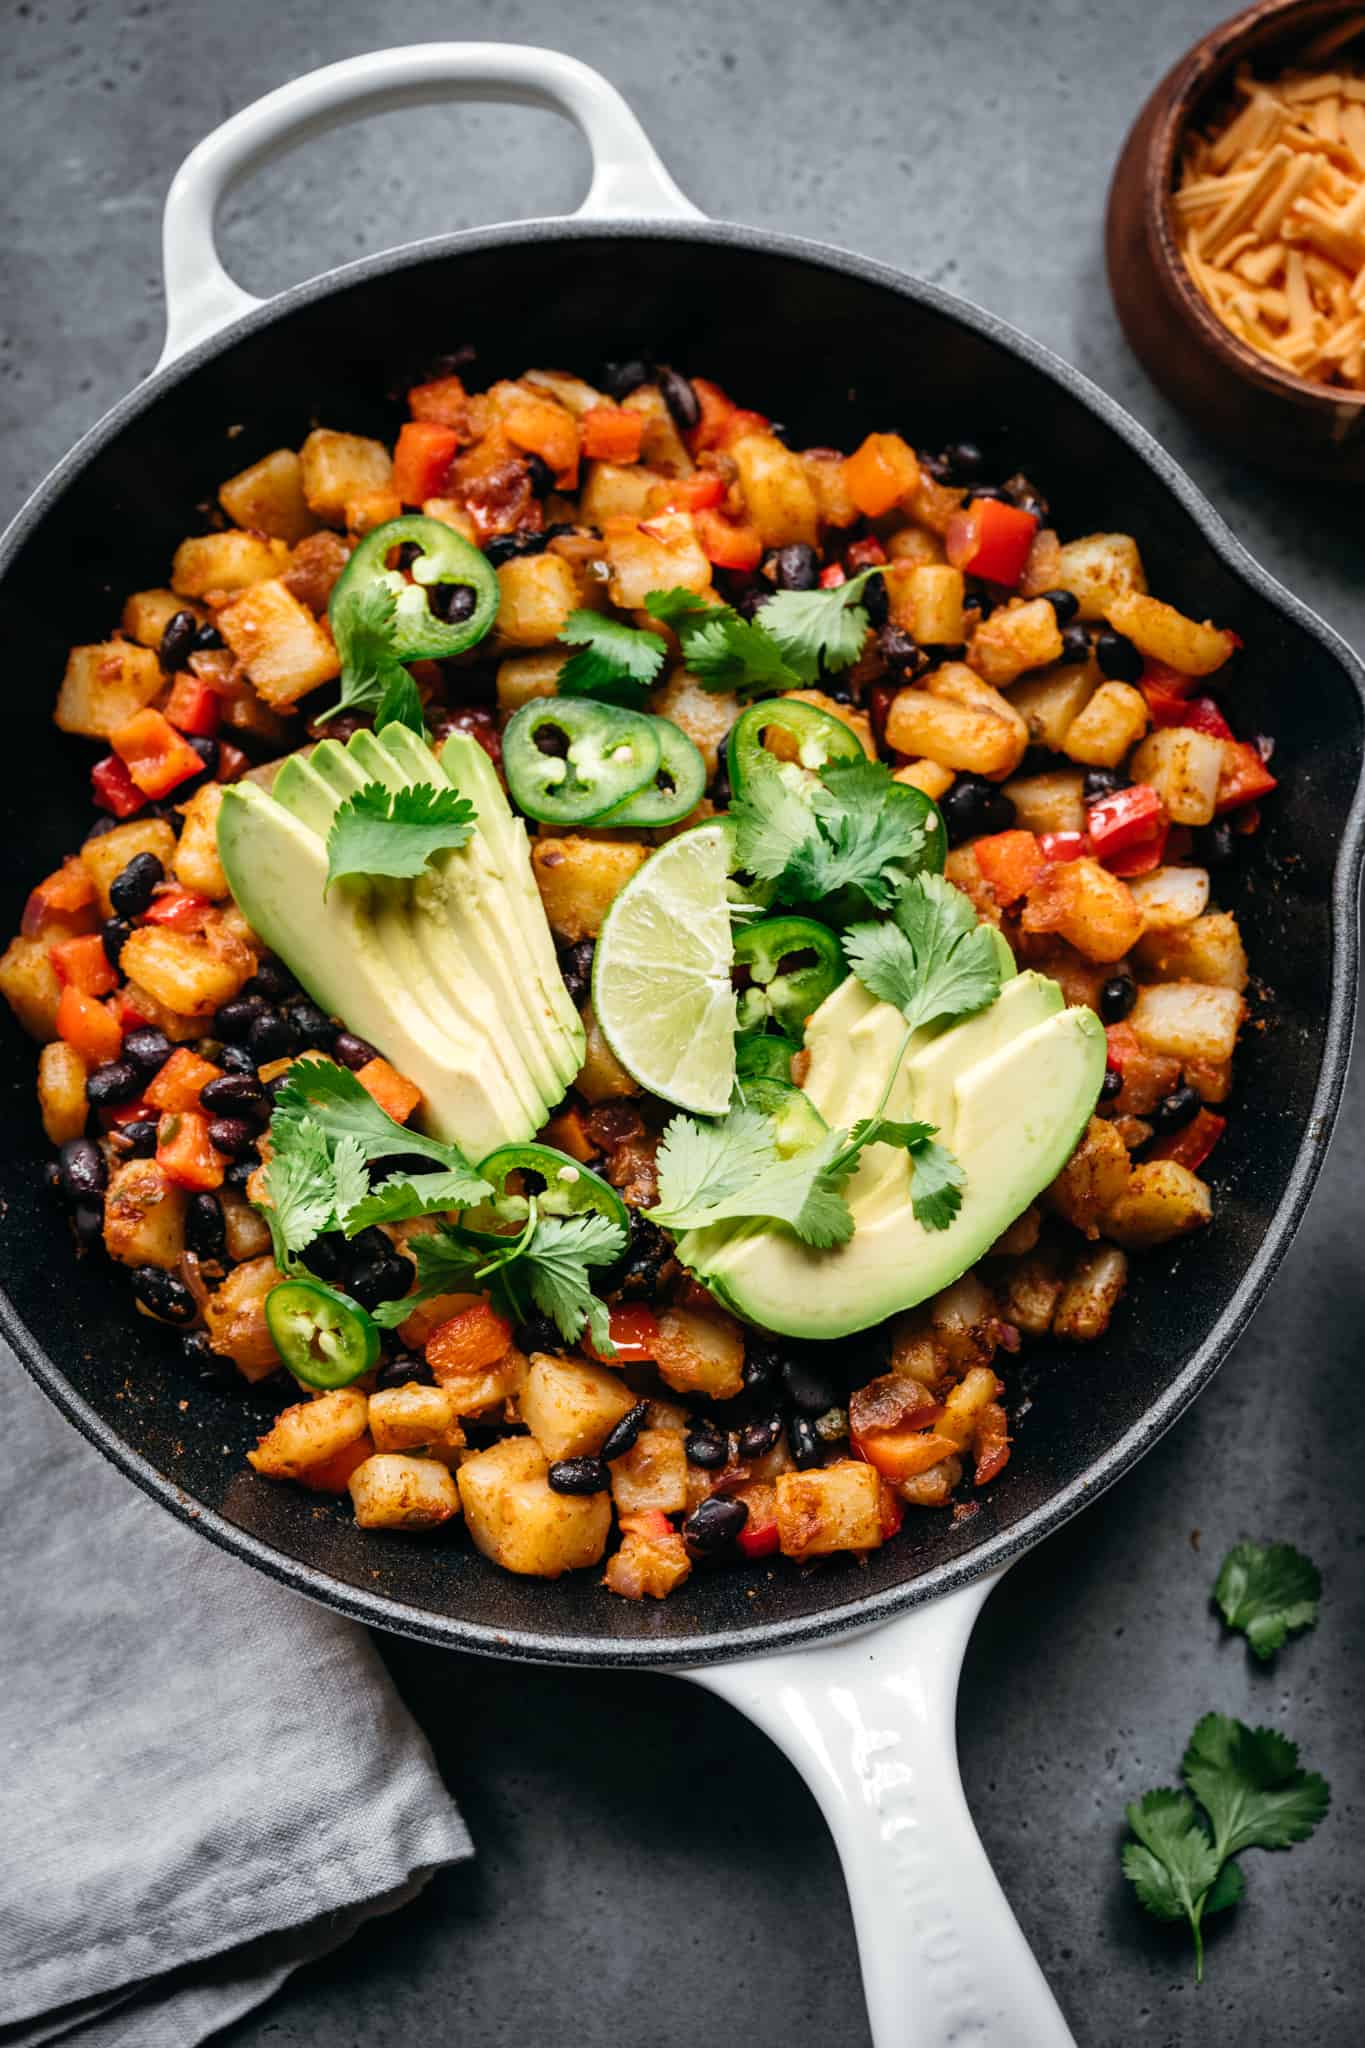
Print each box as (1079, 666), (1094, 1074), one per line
(592, 821), (737, 1114)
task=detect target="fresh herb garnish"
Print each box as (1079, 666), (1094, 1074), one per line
(1213, 1541), (1322, 1661)
(645, 587), (802, 697)
(759, 568), (878, 682)
(556, 608), (667, 706)
(258, 1118), (369, 1273)
(375, 665), (427, 735)
(318, 581), (415, 726)
(843, 871), (1005, 1033)
(1123, 1713), (1330, 1980)
(371, 1203), (626, 1354)
(730, 757), (934, 912)
(324, 780), (476, 889)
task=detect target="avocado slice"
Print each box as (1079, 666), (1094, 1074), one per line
(676, 980), (1105, 1340)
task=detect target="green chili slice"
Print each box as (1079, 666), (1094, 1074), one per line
(329, 514), (500, 663)
(460, 1143), (630, 1243)
(598, 716), (707, 828)
(734, 1029), (801, 1082)
(732, 914), (847, 1034)
(726, 698), (865, 797)
(736, 1075), (829, 1156)
(502, 698), (659, 825)
(265, 1278), (380, 1390)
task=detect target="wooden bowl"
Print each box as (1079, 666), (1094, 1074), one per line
(1107, 0), (1365, 478)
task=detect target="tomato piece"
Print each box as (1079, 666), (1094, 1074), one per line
(842, 433), (920, 519)
(426, 1301), (514, 1379)
(110, 708), (204, 799)
(583, 1304), (660, 1364)
(1215, 738), (1277, 814)
(56, 986), (123, 1065)
(163, 673), (222, 738)
(1148, 1107), (1226, 1171)
(141, 885), (213, 931)
(392, 420), (461, 505)
(1037, 829), (1089, 864)
(156, 1109), (227, 1191)
(91, 753), (146, 818)
(144, 1046), (222, 1113)
(49, 933), (116, 997)
(694, 507), (763, 572)
(972, 828), (1044, 905)
(354, 1056), (421, 1124)
(580, 405), (645, 463)
(945, 498), (1038, 587)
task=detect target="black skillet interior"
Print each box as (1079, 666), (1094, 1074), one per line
(1, 224), (1360, 1664)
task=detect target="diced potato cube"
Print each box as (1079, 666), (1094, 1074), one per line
(576, 1001), (641, 1102)
(943, 844), (1002, 926)
(801, 449), (859, 528)
(1046, 1116), (1132, 1237)
(368, 1383), (459, 1454)
(926, 663), (1028, 755)
(967, 597), (1063, 686)
(1105, 592), (1235, 676)
(497, 652), (565, 714)
(298, 428), (393, 525)
(429, 1343), (528, 1419)
(171, 531), (291, 598)
(38, 1039), (88, 1142)
(1104, 1163), (1212, 1250)
(1009, 664), (1098, 751)
(894, 759), (956, 800)
(173, 782), (230, 900)
(202, 1254), (284, 1378)
(620, 384), (694, 473)
(927, 1272), (1001, 1369)
(885, 524), (947, 568)
(989, 1205), (1041, 1259)
(884, 687), (1022, 777)
(1061, 682), (1148, 768)
(121, 588), (200, 648)
(217, 578), (340, 708)
(103, 1159), (188, 1272)
(889, 563), (965, 647)
(344, 486), (404, 535)
(1132, 911), (1247, 990)
(1019, 527), (1063, 596)
(998, 1246), (1066, 1335)
(219, 447), (317, 544)
(652, 1306), (745, 1400)
(55, 641), (163, 739)
(1129, 726), (1224, 826)
(520, 1352), (638, 1460)
(1050, 533), (1147, 619)
(1001, 768), (1087, 834)
(493, 553), (583, 649)
(1021, 858), (1143, 963)
(909, 472), (967, 536)
(579, 461), (660, 525)
(609, 1428), (689, 1514)
(1126, 864), (1209, 931)
(80, 818), (178, 916)
(898, 1455), (963, 1508)
(730, 432), (819, 548)
(1052, 1244), (1129, 1339)
(248, 1386), (369, 1479)
(938, 1366), (1002, 1449)
(282, 530), (354, 614)
(1129, 981), (1244, 1063)
(457, 1437), (611, 1577)
(776, 1462), (884, 1559)
(120, 925), (252, 1018)
(532, 835), (649, 942)
(0, 935), (62, 1040)
(220, 1188), (272, 1263)
(349, 1453), (461, 1529)
(650, 668), (740, 779)
(603, 513), (710, 608)
(605, 1524), (692, 1599)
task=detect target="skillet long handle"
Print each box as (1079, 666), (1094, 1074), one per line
(681, 1573), (1076, 2048)
(157, 43), (701, 365)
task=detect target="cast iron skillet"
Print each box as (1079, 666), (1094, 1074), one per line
(1, 47), (1361, 2048)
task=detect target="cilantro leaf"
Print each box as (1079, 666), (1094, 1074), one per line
(272, 1057), (485, 1179)
(370, 1224), (484, 1325)
(644, 587), (715, 629)
(848, 1117), (966, 1231)
(343, 1167), (492, 1236)
(557, 608), (666, 707)
(729, 769), (822, 883)
(652, 1102), (779, 1220)
(324, 780), (476, 889)
(644, 587), (801, 697)
(652, 1116), (857, 1248)
(1122, 1789), (1223, 1925)
(372, 1205), (625, 1353)
(730, 756), (934, 914)
(321, 580), (415, 725)
(1213, 1541), (1322, 1660)
(258, 1116), (344, 1271)
(844, 872), (1004, 1033)
(375, 665), (427, 735)
(1182, 1714), (1330, 1861)
(760, 569), (876, 683)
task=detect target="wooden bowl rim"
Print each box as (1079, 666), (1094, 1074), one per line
(1144, 0), (1365, 414)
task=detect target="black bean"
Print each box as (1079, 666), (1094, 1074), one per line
(130, 1263), (198, 1325)
(965, 484), (1011, 506)
(940, 775), (1016, 846)
(58, 1137), (107, 1203)
(186, 734), (219, 777)
(72, 1200), (105, 1250)
(1193, 820), (1237, 869)
(1100, 1067), (1123, 1102)
(602, 359), (651, 400)
(305, 1231), (347, 1282)
(1093, 626), (1143, 684)
(374, 1353), (437, 1391)
(429, 580), (478, 625)
(483, 531), (547, 567)
(608, 1214), (673, 1300)
(861, 571), (889, 627)
(288, 1000), (336, 1048)
(122, 1026), (172, 1077)
(1150, 1084), (1201, 1135)
(781, 1350), (844, 1416)
(548, 1456), (609, 1495)
(192, 621), (224, 652)
(215, 994), (268, 1042)
(87, 1059), (144, 1108)
(656, 364), (700, 432)
(522, 451), (556, 496)
(223, 1158), (255, 1189)
(710, 755), (733, 809)
(185, 1190), (226, 1259)
(207, 1115), (258, 1158)
(1002, 473), (1049, 523)
(685, 1423), (729, 1469)
(220, 1044), (258, 1077)
(101, 916), (133, 969)
(1099, 974), (1137, 1024)
(558, 937), (596, 1008)
(514, 1310), (561, 1355)
(1083, 767), (1129, 804)
(247, 1009), (296, 1063)
(771, 542), (819, 591)
(734, 586), (772, 621)
(601, 1401), (649, 1463)
(963, 575), (999, 618)
(683, 1494), (749, 1558)
(789, 1413), (823, 1469)
(109, 850), (164, 919)
(84, 815), (124, 842)
(1038, 588), (1079, 625)
(334, 1030), (379, 1070)
(877, 624), (925, 678)
(1059, 620), (1091, 664)
(940, 440), (985, 484)
(200, 1071), (268, 1121)
(742, 1337), (781, 1397)
(245, 958), (300, 1001)
(344, 1231), (410, 1310)
(739, 1413), (783, 1460)
(159, 609), (199, 672)
(118, 1119), (159, 1159)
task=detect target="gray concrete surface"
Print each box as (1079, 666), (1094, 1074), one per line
(3, 1), (1362, 2042)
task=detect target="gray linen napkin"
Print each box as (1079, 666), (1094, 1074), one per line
(0, 1350), (472, 2048)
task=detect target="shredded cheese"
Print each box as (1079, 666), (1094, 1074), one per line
(1172, 45), (1365, 388)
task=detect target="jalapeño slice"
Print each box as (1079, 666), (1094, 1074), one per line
(599, 716), (707, 828)
(460, 1142), (629, 1242)
(732, 914), (846, 1035)
(736, 1075), (830, 1156)
(329, 514), (500, 663)
(502, 698), (660, 825)
(265, 1278), (380, 1390)
(734, 1029), (801, 1083)
(726, 698), (865, 796)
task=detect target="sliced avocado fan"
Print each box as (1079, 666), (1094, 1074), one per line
(676, 967), (1105, 1340)
(215, 723), (584, 1159)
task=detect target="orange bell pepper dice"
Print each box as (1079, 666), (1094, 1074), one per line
(503, 398), (581, 490)
(110, 708), (205, 799)
(56, 986), (124, 1065)
(354, 1056), (422, 1125)
(144, 1045), (223, 1113)
(579, 405), (645, 463)
(155, 1109), (227, 1191)
(392, 421), (461, 506)
(49, 933), (117, 998)
(22, 857), (97, 938)
(695, 507), (763, 572)
(426, 1300), (514, 1379)
(842, 433), (921, 518)
(972, 829), (1045, 905)
(686, 377), (738, 452)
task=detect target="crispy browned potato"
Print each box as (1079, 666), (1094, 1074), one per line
(249, 1387), (370, 1479)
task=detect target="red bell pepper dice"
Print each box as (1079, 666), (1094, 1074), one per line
(1148, 1108), (1226, 1172)
(819, 562), (847, 588)
(49, 933), (117, 997)
(163, 672), (222, 738)
(583, 1304), (660, 1364)
(972, 829), (1045, 904)
(1106, 820), (1169, 877)
(141, 885), (213, 931)
(1105, 1022), (1140, 1072)
(945, 498), (1038, 587)
(1087, 782), (1165, 861)
(110, 709), (204, 799)
(687, 377), (737, 452)
(1038, 829), (1089, 864)
(22, 858), (98, 938)
(694, 508), (763, 573)
(1140, 658), (1197, 702)
(392, 420), (461, 505)
(1215, 738), (1277, 813)
(737, 1512), (781, 1559)
(665, 472), (726, 513)
(844, 534), (889, 572)
(878, 1483), (906, 1540)
(91, 753), (147, 818)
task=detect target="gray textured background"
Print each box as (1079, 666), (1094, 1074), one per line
(3, 1), (1362, 2043)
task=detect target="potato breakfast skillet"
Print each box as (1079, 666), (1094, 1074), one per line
(1, 46), (1361, 2048)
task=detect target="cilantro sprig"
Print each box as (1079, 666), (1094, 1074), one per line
(1213, 1541), (1322, 1661)
(557, 608), (667, 707)
(371, 1201), (626, 1354)
(324, 780), (476, 889)
(760, 569), (879, 682)
(318, 582), (418, 728)
(645, 588), (801, 697)
(843, 871), (1005, 1034)
(1123, 1713), (1330, 1980)
(731, 757), (937, 915)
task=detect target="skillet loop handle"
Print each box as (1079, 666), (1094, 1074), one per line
(158, 42), (700, 366)
(682, 1575), (1076, 2048)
